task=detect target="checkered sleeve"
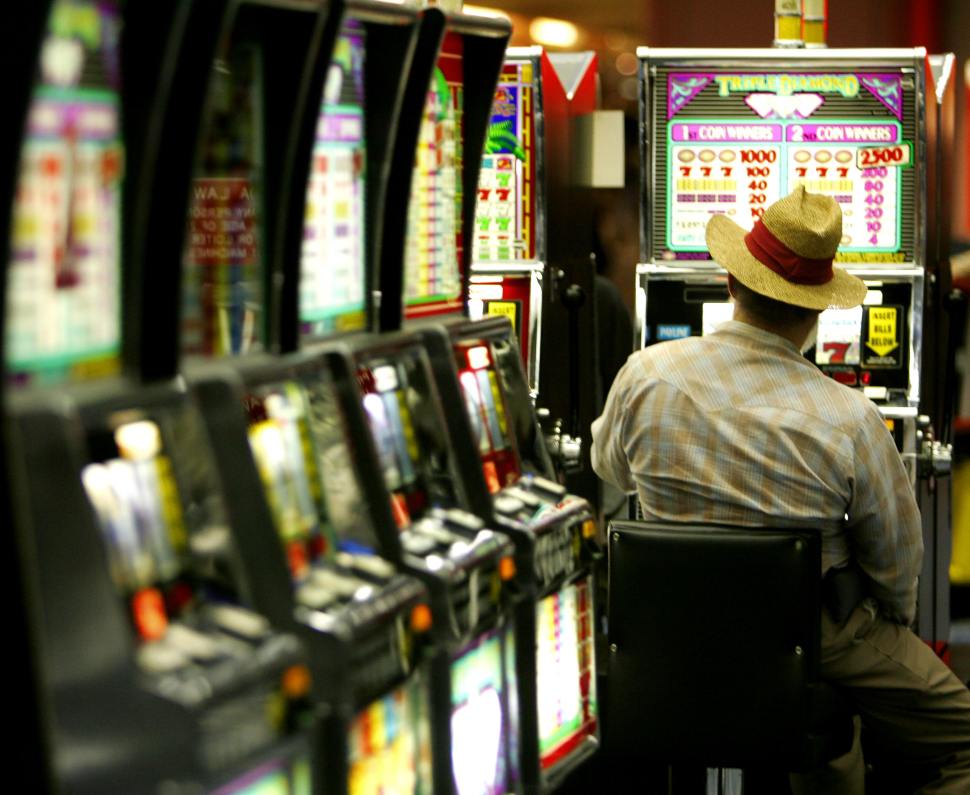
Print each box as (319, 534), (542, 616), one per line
(847, 405), (923, 625)
(591, 358), (637, 493)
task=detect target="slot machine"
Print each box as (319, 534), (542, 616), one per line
(3, 2), (317, 791)
(329, 9), (532, 794)
(421, 315), (601, 794)
(636, 47), (955, 647)
(171, 2), (450, 794)
(468, 49), (602, 488)
(371, 20), (603, 792)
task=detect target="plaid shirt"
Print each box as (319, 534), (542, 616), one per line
(592, 320), (922, 624)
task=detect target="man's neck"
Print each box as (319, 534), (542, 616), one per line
(732, 306), (811, 349)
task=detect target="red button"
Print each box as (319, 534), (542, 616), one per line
(832, 371), (857, 386)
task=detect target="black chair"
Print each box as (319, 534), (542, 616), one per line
(605, 520), (854, 792)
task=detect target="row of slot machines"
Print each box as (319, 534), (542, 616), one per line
(1, 1), (601, 793)
(633, 47), (957, 650)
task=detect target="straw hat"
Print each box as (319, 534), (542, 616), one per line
(706, 185), (867, 310)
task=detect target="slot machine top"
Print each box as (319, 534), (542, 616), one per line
(402, 30), (466, 321)
(5, 0), (124, 386)
(473, 46), (544, 268)
(639, 47), (927, 271)
(299, 20), (369, 341)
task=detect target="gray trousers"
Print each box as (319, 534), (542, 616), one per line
(791, 599), (970, 794)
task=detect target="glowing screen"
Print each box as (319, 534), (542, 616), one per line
(213, 755), (312, 795)
(455, 342), (521, 493)
(245, 382), (337, 580)
(474, 59), (536, 262)
(80, 408), (231, 644)
(450, 628), (518, 795)
(701, 301), (734, 336)
(357, 347), (461, 528)
(6, 0), (123, 384)
(651, 64), (917, 265)
(815, 306), (864, 366)
(300, 23), (367, 337)
(403, 32), (464, 319)
(359, 362), (427, 529)
(348, 676), (433, 795)
(182, 42), (265, 356)
(536, 576), (597, 770)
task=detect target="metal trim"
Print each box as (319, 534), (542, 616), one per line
(637, 47), (927, 63)
(470, 261), (544, 274)
(528, 268), (543, 392)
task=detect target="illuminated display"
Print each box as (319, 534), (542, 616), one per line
(348, 676), (433, 795)
(815, 306), (864, 365)
(359, 362), (428, 528)
(357, 347), (462, 527)
(182, 43), (265, 357)
(403, 32), (464, 319)
(450, 629), (518, 795)
(454, 342), (521, 493)
(213, 755), (312, 795)
(245, 382), (336, 580)
(535, 576), (597, 770)
(652, 66), (916, 265)
(81, 409), (233, 642)
(701, 301), (733, 336)
(474, 59), (536, 262)
(300, 23), (367, 338)
(6, 0), (123, 384)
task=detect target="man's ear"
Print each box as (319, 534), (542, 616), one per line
(726, 273), (737, 299)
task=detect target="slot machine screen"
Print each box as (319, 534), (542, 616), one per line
(403, 32), (464, 320)
(6, 0), (123, 385)
(300, 22), (367, 338)
(182, 40), (266, 357)
(357, 347), (460, 528)
(454, 341), (521, 493)
(450, 627), (519, 795)
(212, 753), (312, 795)
(535, 576), (597, 771)
(246, 375), (384, 568)
(649, 61), (918, 266)
(81, 406), (235, 648)
(474, 58), (537, 263)
(348, 675), (433, 795)
(244, 382), (336, 580)
(701, 301), (733, 336)
(814, 306), (864, 365)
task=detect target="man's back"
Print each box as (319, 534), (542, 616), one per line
(592, 319), (921, 622)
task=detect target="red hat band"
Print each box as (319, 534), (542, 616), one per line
(743, 220), (834, 286)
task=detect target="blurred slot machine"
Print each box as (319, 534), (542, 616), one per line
(336, 9), (531, 794)
(636, 47), (955, 648)
(3, 1), (316, 791)
(172, 3), (451, 794)
(468, 48), (553, 395)
(469, 49), (603, 490)
(379, 21), (603, 792)
(419, 315), (601, 793)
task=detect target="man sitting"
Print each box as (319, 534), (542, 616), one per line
(592, 186), (970, 793)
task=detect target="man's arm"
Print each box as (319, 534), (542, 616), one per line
(847, 405), (924, 625)
(591, 357), (637, 492)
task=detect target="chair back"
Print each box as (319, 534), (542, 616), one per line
(606, 520), (844, 770)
